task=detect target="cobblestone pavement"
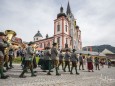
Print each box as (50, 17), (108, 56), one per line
(0, 64), (115, 86)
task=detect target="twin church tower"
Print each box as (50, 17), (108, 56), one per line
(34, 2), (82, 50)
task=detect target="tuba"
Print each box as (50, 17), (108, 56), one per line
(4, 30), (16, 62)
(5, 30), (16, 44)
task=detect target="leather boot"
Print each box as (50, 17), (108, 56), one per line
(56, 67), (61, 76)
(70, 67), (73, 74)
(75, 67), (79, 75)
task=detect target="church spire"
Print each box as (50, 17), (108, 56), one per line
(66, 1), (71, 15)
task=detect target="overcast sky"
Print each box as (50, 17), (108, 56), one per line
(0, 0), (115, 47)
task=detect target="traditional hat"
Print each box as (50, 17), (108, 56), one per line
(52, 42), (57, 46)
(72, 49), (76, 52)
(88, 53), (90, 56)
(0, 32), (6, 36)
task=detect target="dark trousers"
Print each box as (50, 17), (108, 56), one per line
(0, 56), (4, 77)
(95, 63), (100, 70)
(20, 60), (34, 76)
(4, 55), (9, 69)
(9, 55), (13, 67)
(52, 60), (60, 75)
(58, 60), (63, 69)
(47, 60), (52, 74)
(63, 61), (70, 72)
(70, 61), (78, 74)
(79, 61), (84, 70)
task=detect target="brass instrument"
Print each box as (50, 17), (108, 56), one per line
(5, 30), (16, 44)
(11, 37), (22, 49)
(4, 30), (16, 62)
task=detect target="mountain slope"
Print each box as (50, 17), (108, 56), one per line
(83, 45), (115, 53)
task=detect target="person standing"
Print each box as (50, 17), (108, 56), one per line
(0, 32), (9, 79)
(87, 54), (94, 72)
(58, 50), (64, 70)
(70, 49), (79, 75)
(107, 59), (111, 68)
(94, 57), (100, 70)
(63, 49), (70, 72)
(100, 59), (105, 68)
(51, 42), (60, 75)
(19, 42), (36, 78)
(38, 51), (44, 67)
(8, 47), (14, 68)
(21, 47), (27, 69)
(79, 53), (84, 70)
(43, 47), (52, 75)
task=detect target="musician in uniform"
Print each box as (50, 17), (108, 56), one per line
(19, 42), (36, 78)
(70, 49), (79, 75)
(63, 49), (70, 72)
(0, 32), (9, 79)
(51, 42), (61, 75)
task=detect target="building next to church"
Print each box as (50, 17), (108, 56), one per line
(34, 2), (82, 50)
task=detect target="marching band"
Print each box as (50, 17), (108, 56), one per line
(0, 30), (110, 79)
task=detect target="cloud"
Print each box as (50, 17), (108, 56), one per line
(73, 0), (115, 46)
(0, 0), (115, 47)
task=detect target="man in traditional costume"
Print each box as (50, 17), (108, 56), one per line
(51, 42), (61, 75)
(0, 32), (9, 79)
(19, 42), (36, 78)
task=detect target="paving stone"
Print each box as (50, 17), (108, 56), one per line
(0, 64), (115, 86)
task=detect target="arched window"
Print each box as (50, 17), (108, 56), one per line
(36, 38), (38, 40)
(65, 25), (67, 32)
(57, 25), (60, 31)
(70, 40), (72, 45)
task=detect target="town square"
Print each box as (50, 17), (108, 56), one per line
(0, 0), (115, 86)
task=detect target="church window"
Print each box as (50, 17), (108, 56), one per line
(65, 25), (67, 32)
(57, 37), (60, 45)
(40, 43), (42, 48)
(70, 40), (72, 45)
(66, 38), (68, 44)
(47, 42), (50, 46)
(44, 43), (45, 48)
(57, 25), (60, 31)
(36, 38), (38, 40)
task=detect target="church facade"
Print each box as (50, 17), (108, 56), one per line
(34, 2), (82, 50)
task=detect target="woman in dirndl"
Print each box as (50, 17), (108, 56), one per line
(87, 54), (94, 72)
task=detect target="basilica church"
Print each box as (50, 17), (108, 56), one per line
(34, 2), (82, 50)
